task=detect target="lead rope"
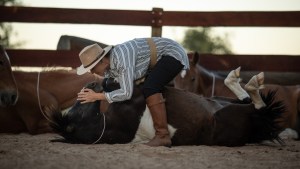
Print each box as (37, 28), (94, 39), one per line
(11, 70), (19, 105)
(92, 112), (106, 144)
(210, 72), (215, 97)
(89, 74), (106, 144)
(37, 71), (57, 125)
(92, 76), (106, 144)
(38, 72), (105, 144)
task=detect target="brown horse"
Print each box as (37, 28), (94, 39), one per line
(0, 45), (18, 107)
(0, 70), (97, 134)
(49, 74), (285, 146)
(174, 52), (300, 136)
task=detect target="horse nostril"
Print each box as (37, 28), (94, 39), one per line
(0, 92), (18, 106)
(0, 95), (4, 103)
(0, 94), (9, 107)
(11, 93), (17, 103)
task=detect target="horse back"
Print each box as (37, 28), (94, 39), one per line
(212, 103), (256, 146)
(163, 87), (225, 145)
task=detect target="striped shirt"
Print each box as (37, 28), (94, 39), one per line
(104, 37), (189, 103)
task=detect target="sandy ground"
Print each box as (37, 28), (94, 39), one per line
(0, 133), (299, 169)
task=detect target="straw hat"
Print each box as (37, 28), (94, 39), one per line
(76, 43), (112, 75)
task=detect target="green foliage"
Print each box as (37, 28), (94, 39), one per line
(181, 27), (232, 54)
(0, 0), (21, 6)
(0, 0), (24, 48)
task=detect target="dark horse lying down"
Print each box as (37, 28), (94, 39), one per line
(50, 78), (285, 146)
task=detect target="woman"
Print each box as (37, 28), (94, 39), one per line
(77, 37), (189, 147)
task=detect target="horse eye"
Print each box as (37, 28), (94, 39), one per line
(191, 77), (196, 81)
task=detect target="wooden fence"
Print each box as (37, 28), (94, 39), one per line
(1, 6), (300, 71)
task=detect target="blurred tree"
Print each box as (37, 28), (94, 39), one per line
(0, 0), (24, 48)
(181, 27), (232, 54)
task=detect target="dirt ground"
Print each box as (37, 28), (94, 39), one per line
(0, 133), (299, 169)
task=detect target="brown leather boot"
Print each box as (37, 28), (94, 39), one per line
(144, 93), (172, 147)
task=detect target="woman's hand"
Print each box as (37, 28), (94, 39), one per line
(77, 88), (99, 104)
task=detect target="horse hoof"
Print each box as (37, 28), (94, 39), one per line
(224, 68), (241, 87)
(256, 72), (264, 86)
(234, 67), (241, 78)
(245, 72), (265, 91)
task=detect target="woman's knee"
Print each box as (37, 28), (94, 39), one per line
(142, 86), (162, 99)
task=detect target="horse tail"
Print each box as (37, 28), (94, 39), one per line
(212, 90), (285, 146)
(248, 90), (286, 144)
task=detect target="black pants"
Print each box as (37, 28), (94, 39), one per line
(143, 55), (184, 98)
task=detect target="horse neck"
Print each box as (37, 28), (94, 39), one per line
(14, 70), (96, 108)
(42, 70), (96, 107)
(105, 87), (146, 120)
(196, 65), (225, 97)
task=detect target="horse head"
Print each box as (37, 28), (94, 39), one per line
(51, 81), (105, 144)
(174, 52), (202, 93)
(0, 45), (18, 107)
(174, 52), (222, 97)
(50, 78), (120, 144)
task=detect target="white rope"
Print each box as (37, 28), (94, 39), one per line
(37, 71), (105, 143)
(11, 70), (19, 105)
(92, 112), (106, 144)
(210, 72), (215, 97)
(37, 71), (57, 124)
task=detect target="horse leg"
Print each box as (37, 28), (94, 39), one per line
(0, 109), (26, 133)
(224, 67), (250, 100)
(244, 72), (266, 109)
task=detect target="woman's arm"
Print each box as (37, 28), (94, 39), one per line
(104, 67), (135, 103)
(77, 89), (107, 104)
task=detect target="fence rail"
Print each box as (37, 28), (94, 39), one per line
(1, 6), (300, 27)
(1, 6), (300, 71)
(6, 49), (300, 72)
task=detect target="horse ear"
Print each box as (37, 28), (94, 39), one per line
(191, 51), (199, 65)
(102, 78), (120, 92)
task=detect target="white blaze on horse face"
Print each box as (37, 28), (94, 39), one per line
(180, 70), (187, 78)
(131, 106), (177, 144)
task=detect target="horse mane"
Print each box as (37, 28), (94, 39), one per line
(49, 108), (79, 143)
(49, 94), (102, 144)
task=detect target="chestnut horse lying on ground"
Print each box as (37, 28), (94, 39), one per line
(49, 71), (285, 146)
(0, 45), (97, 134)
(0, 45), (18, 107)
(0, 70), (97, 134)
(174, 52), (300, 137)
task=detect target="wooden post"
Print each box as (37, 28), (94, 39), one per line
(151, 8), (163, 37)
